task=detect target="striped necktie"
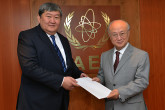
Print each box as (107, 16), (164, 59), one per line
(114, 51), (120, 72)
(50, 35), (66, 72)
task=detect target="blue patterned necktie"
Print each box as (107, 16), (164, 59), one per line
(50, 35), (66, 72)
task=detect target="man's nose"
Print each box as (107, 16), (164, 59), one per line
(50, 18), (56, 23)
(116, 35), (122, 40)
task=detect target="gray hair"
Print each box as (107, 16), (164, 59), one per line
(38, 2), (62, 17)
(108, 19), (130, 35)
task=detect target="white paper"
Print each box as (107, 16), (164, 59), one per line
(76, 77), (111, 99)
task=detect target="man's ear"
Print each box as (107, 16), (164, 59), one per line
(37, 15), (40, 23)
(127, 30), (130, 36)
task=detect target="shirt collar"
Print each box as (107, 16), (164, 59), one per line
(47, 33), (58, 38)
(114, 43), (129, 55)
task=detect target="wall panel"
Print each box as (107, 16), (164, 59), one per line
(0, 0), (30, 110)
(140, 0), (165, 110)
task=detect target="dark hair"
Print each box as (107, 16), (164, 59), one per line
(38, 2), (62, 17)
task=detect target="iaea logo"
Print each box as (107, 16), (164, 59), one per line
(64, 8), (110, 51)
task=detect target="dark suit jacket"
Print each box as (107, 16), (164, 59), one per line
(16, 25), (82, 110)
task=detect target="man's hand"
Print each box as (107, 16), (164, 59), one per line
(107, 89), (119, 99)
(92, 77), (100, 83)
(62, 77), (79, 91)
(80, 73), (88, 78)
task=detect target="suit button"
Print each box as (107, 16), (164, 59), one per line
(113, 84), (116, 86)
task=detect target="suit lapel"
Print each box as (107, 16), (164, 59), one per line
(37, 25), (55, 51)
(37, 25), (64, 70)
(114, 44), (133, 75)
(108, 48), (115, 75)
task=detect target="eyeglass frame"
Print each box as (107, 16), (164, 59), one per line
(109, 30), (129, 38)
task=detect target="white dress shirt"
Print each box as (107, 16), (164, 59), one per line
(113, 43), (129, 65)
(47, 33), (67, 68)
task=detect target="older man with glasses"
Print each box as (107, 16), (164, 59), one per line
(93, 19), (150, 110)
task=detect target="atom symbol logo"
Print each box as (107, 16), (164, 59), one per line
(64, 10), (110, 50)
(75, 9), (101, 42)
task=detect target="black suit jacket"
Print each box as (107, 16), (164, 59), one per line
(16, 25), (82, 110)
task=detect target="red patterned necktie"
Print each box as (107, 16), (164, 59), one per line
(114, 51), (120, 72)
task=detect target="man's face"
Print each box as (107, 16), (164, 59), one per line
(37, 11), (61, 35)
(108, 20), (130, 50)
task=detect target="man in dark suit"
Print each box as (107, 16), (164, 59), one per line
(16, 2), (87, 110)
(93, 20), (150, 110)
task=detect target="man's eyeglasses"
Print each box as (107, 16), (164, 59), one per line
(111, 31), (128, 38)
